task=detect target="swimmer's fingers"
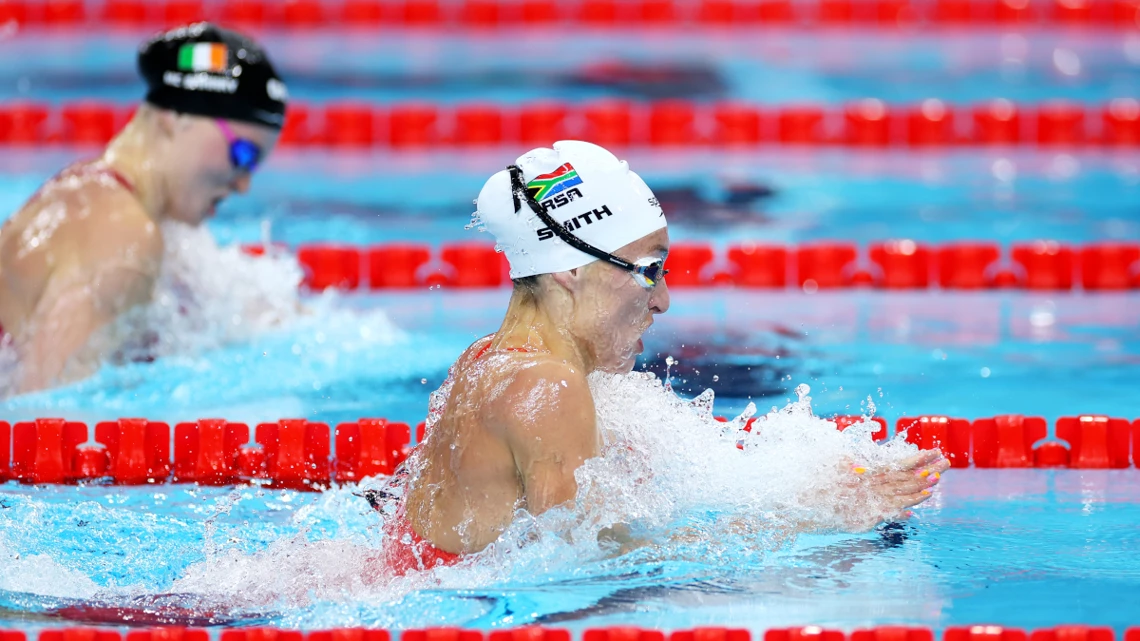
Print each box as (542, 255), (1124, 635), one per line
(870, 467), (943, 490)
(929, 457), (952, 474)
(885, 488), (937, 511)
(895, 449), (946, 471)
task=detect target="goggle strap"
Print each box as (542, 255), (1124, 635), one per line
(507, 164), (637, 273)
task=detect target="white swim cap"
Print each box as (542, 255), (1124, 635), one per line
(475, 140), (667, 279)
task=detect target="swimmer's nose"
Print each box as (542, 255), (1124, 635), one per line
(231, 173), (252, 195)
(651, 278), (670, 314)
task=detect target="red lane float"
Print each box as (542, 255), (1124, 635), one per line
(898, 416), (971, 467)
(489, 630), (571, 641)
(440, 243), (509, 287)
(298, 245), (362, 291)
(778, 106), (827, 144)
(1105, 98), (1140, 145)
(851, 629), (934, 641)
(221, 630), (304, 641)
(908, 99), (956, 146)
(1011, 241), (1075, 290)
(672, 630), (751, 641)
(869, 240), (932, 288)
(972, 415), (1047, 468)
(12, 418), (87, 484)
(1033, 441), (1071, 467)
(0, 420), (10, 482)
(845, 99), (892, 147)
(126, 629), (210, 641)
(973, 99), (1022, 145)
(1031, 628), (1116, 641)
(402, 631), (484, 641)
(39, 630), (121, 641)
(7, 101), (1140, 148)
(280, 240), (1136, 292)
(4, 414), (1140, 489)
(174, 419), (248, 484)
(1055, 415), (1131, 468)
(95, 418), (171, 484)
(944, 627), (1028, 641)
(1037, 102), (1086, 146)
(714, 103), (763, 145)
(334, 418), (412, 482)
(937, 243), (1001, 289)
(583, 630), (665, 641)
(727, 243), (788, 287)
(4, 0), (1140, 27)
(1080, 243), (1140, 290)
(369, 244), (432, 288)
(0, 627), (1137, 641)
(665, 244), (716, 286)
(765, 629), (846, 641)
(797, 243), (859, 289)
(256, 419), (332, 489)
(308, 631), (391, 641)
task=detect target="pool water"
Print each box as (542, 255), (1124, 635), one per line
(2, 21), (1140, 634)
(2, 470), (1138, 632)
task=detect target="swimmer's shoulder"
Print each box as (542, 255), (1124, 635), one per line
(486, 354), (594, 432)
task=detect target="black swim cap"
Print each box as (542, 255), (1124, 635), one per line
(138, 22), (287, 130)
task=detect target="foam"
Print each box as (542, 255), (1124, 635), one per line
(0, 222), (405, 400)
(0, 370), (924, 626)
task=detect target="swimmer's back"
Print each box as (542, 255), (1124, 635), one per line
(405, 335), (599, 555)
(0, 161), (159, 334)
(0, 161), (161, 389)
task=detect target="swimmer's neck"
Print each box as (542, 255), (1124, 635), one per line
(100, 107), (166, 224)
(495, 288), (599, 372)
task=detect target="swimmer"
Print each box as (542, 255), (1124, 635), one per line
(0, 23), (286, 393)
(376, 141), (950, 572)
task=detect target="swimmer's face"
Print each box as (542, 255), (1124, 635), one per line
(160, 112), (279, 225)
(571, 228), (671, 374)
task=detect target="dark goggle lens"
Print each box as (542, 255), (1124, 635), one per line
(229, 139), (262, 172)
(633, 259), (668, 288)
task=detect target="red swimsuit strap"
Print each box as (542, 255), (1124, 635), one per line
(59, 162), (137, 195)
(473, 339), (531, 360)
(99, 166), (137, 195)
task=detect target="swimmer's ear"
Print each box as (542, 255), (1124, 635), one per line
(549, 268), (580, 292)
(153, 108), (181, 139)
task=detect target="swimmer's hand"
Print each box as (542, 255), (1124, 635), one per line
(838, 449), (950, 531)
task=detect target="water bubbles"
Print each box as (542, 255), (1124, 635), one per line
(421, 378), (428, 385)
(712, 375), (719, 382)
(793, 383), (811, 401)
(980, 367), (992, 378)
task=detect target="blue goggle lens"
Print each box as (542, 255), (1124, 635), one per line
(229, 139), (262, 172)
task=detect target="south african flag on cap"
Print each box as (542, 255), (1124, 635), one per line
(527, 163), (583, 201)
(177, 43), (228, 74)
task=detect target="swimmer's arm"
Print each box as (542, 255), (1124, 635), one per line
(499, 360), (599, 516)
(16, 221), (160, 392)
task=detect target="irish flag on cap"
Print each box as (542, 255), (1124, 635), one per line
(177, 43), (228, 74)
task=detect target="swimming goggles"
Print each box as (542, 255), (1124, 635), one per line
(508, 165), (668, 290)
(216, 119), (262, 173)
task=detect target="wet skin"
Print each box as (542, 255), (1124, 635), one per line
(403, 227), (949, 555)
(405, 229), (672, 555)
(0, 108), (277, 393)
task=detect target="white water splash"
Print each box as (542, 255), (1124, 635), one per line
(0, 370), (923, 626)
(156, 371), (920, 615)
(1, 222), (404, 398)
(0, 539), (101, 599)
(113, 222), (308, 361)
